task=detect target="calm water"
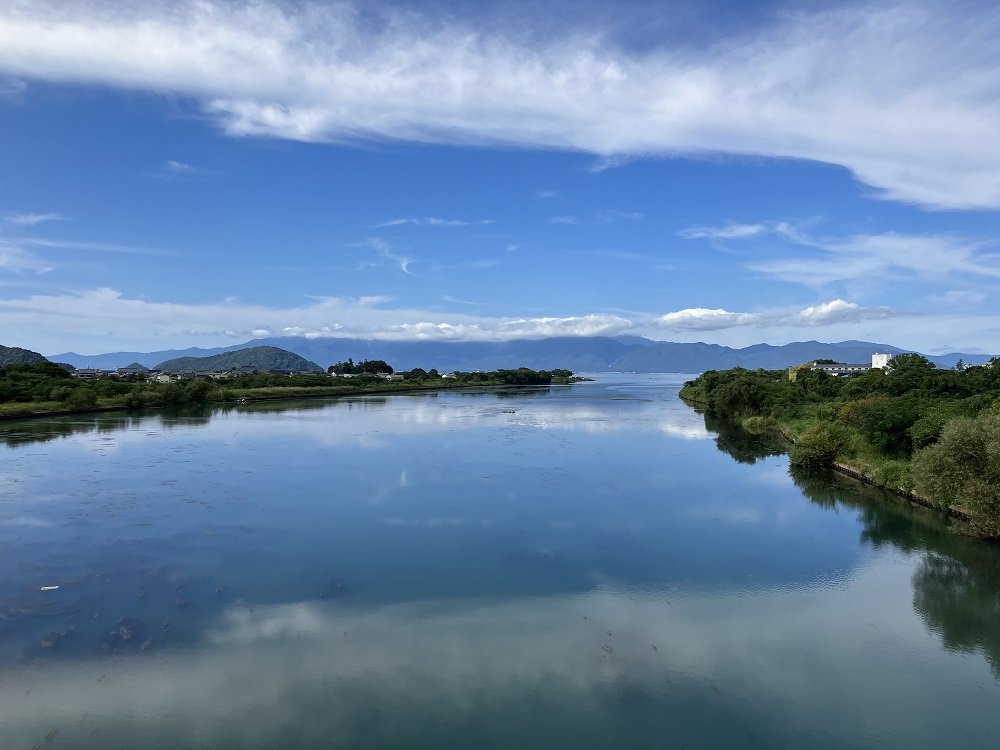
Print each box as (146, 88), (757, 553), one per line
(1, 374), (998, 749)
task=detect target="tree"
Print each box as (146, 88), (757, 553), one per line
(789, 424), (848, 468)
(912, 413), (1000, 537)
(709, 376), (765, 418)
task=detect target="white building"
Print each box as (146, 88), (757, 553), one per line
(871, 353), (892, 369)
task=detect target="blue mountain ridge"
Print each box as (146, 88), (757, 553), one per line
(46, 337), (995, 373)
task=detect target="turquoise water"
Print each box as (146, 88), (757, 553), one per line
(1, 374), (998, 749)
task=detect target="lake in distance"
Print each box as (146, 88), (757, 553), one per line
(1, 374), (999, 749)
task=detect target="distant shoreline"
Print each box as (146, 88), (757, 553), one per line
(0, 378), (590, 424)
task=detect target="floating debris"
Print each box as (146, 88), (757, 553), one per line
(40, 585), (59, 592)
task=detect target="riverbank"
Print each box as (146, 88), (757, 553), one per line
(0, 376), (590, 423)
(679, 369), (994, 536)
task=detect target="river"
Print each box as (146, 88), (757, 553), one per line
(1, 374), (998, 748)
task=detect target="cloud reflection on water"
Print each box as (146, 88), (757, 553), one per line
(0, 565), (995, 750)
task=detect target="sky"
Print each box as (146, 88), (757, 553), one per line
(1, 0), (999, 355)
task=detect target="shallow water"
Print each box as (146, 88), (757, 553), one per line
(1, 374), (998, 749)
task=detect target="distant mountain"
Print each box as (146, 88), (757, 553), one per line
(121, 362), (149, 371)
(0, 345), (48, 367)
(609, 339), (994, 372)
(155, 346), (323, 373)
(49, 337), (996, 374)
(50, 345), (247, 370)
(248, 335), (644, 373)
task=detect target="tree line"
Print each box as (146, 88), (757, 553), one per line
(680, 355), (1000, 537)
(0, 361), (577, 417)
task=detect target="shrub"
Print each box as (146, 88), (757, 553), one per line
(873, 460), (914, 492)
(789, 424), (848, 468)
(913, 414), (1000, 536)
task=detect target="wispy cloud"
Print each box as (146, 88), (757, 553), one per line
(679, 223), (769, 240)
(654, 299), (898, 331)
(751, 233), (1000, 288)
(2, 2), (997, 208)
(588, 156), (630, 174)
(534, 190), (559, 199)
(443, 295), (490, 307)
(549, 216), (577, 225)
(362, 237), (416, 276)
(597, 210), (643, 224)
(4, 212), (67, 226)
(372, 217), (495, 228)
(149, 159), (211, 178)
(15, 237), (170, 256)
(0, 239), (53, 274)
(681, 221), (1000, 289)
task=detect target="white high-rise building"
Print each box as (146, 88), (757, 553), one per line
(871, 353), (892, 369)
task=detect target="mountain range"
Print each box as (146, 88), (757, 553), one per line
(45, 337), (996, 373)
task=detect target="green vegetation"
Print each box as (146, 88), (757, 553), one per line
(680, 355), (1000, 537)
(328, 358), (394, 375)
(0, 344), (48, 367)
(0, 362), (579, 420)
(155, 346), (323, 373)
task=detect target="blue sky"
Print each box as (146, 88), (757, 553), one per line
(1, 0), (999, 354)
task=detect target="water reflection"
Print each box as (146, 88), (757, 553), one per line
(2, 376), (999, 749)
(696, 403), (1000, 683)
(699, 410), (783, 465)
(789, 467), (1000, 678)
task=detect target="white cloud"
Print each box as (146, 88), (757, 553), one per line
(792, 299), (894, 326)
(656, 307), (764, 330)
(751, 233), (1000, 288)
(654, 299), (896, 331)
(363, 237), (415, 275)
(678, 223), (768, 240)
(681, 222), (1000, 289)
(166, 159), (195, 173)
(549, 215), (578, 224)
(931, 289), (988, 307)
(0, 287), (633, 352)
(1, 2), (997, 208)
(4, 212), (66, 226)
(372, 217), (495, 228)
(0, 239), (53, 274)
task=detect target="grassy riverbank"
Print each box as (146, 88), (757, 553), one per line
(680, 356), (1000, 538)
(0, 363), (587, 421)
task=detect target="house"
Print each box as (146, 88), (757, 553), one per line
(808, 353), (895, 378)
(441, 372), (457, 380)
(386, 373), (405, 381)
(811, 362), (871, 376)
(71, 368), (111, 380)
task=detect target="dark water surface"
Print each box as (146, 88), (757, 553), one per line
(1, 374), (998, 749)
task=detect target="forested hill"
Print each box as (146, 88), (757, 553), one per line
(0, 345), (48, 367)
(155, 346), (323, 373)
